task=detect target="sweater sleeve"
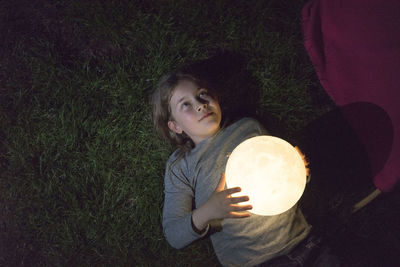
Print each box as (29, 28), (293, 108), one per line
(162, 155), (208, 249)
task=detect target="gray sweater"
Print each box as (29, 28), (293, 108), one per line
(162, 118), (311, 266)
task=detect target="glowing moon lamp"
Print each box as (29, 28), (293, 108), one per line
(225, 136), (307, 216)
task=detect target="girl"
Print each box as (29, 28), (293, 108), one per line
(151, 69), (339, 266)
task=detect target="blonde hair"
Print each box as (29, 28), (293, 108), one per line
(150, 70), (218, 150)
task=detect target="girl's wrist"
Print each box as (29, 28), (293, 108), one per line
(192, 206), (211, 233)
(191, 214), (208, 235)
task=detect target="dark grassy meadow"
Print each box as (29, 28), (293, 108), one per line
(1, 0), (400, 266)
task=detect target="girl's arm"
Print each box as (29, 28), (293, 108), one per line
(163, 158), (211, 249)
(163, 173), (252, 249)
(162, 174), (198, 249)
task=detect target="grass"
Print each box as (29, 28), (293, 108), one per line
(1, 0), (399, 266)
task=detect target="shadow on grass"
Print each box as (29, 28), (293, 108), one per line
(296, 102), (398, 266)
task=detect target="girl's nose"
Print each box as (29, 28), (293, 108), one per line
(196, 102), (207, 112)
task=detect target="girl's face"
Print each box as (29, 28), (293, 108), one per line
(168, 79), (222, 145)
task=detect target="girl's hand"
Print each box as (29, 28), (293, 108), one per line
(192, 173), (252, 232)
(208, 173), (253, 219)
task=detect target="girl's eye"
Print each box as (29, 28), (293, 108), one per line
(182, 102), (191, 108)
(199, 90), (208, 97)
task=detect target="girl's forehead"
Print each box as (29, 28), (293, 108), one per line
(175, 79), (199, 91)
(170, 79), (199, 100)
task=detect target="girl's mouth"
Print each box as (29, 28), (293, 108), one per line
(200, 112), (213, 121)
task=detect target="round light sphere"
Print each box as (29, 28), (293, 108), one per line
(225, 136), (307, 216)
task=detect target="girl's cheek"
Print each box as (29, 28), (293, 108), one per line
(206, 96), (214, 102)
(183, 110), (194, 118)
(211, 100), (219, 107)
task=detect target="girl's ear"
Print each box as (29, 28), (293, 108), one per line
(168, 120), (183, 134)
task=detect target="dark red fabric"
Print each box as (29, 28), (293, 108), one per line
(302, 0), (400, 192)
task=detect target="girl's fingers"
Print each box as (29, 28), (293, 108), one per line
(229, 211), (252, 218)
(229, 196), (249, 204)
(230, 204), (253, 212)
(225, 187), (242, 195)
